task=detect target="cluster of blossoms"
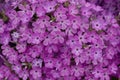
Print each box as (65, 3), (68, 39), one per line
(0, 0), (120, 80)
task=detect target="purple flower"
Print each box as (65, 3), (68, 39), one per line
(0, 19), (5, 33)
(108, 63), (118, 74)
(0, 0), (120, 79)
(57, 0), (67, 3)
(0, 32), (10, 45)
(72, 44), (83, 56)
(32, 58), (43, 68)
(51, 31), (65, 44)
(70, 0), (83, 5)
(11, 31), (20, 42)
(57, 19), (70, 30)
(12, 63), (22, 74)
(19, 28), (32, 42)
(105, 47), (117, 59)
(62, 55), (71, 65)
(2, 45), (13, 57)
(8, 74), (19, 80)
(70, 65), (84, 77)
(63, 75), (76, 80)
(78, 17), (89, 31)
(54, 5), (67, 20)
(66, 36), (78, 48)
(80, 6), (92, 17)
(35, 5), (45, 17)
(68, 4), (79, 16)
(19, 69), (29, 80)
(92, 38), (105, 49)
(69, 16), (81, 29)
(19, 53), (33, 62)
(90, 48), (103, 65)
(33, 25), (46, 34)
(45, 44), (58, 53)
(43, 33), (53, 46)
(44, 58), (54, 68)
(27, 33), (44, 44)
(7, 51), (18, 64)
(108, 34), (120, 46)
(77, 31), (88, 44)
(16, 42), (27, 53)
(42, 1), (56, 13)
(49, 23), (61, 32)
(18, 4), (34, 23)
(92, 66), (106, 79)
(74, 53), (87, 65)
(91, 16), (107, 30)
(50, 70), (60, 78)
(6, 9), (17, 20)
(28, 45), (43, 58)
(54, 58), (62, 70)
(0, 70), (4, 79)
(86, 31), (99, 43)
(32, 16), (50, 28)
(65, 27), (77, 36)
(30, 68), (42, 79)
(59, 66), (70, 76)
(0, 66), (11, 79)
(27, 0), (38, 4)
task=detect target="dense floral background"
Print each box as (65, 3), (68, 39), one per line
(0, 0), (120, 80)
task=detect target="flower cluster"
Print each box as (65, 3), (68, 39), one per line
(0, 0), (120, 80)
